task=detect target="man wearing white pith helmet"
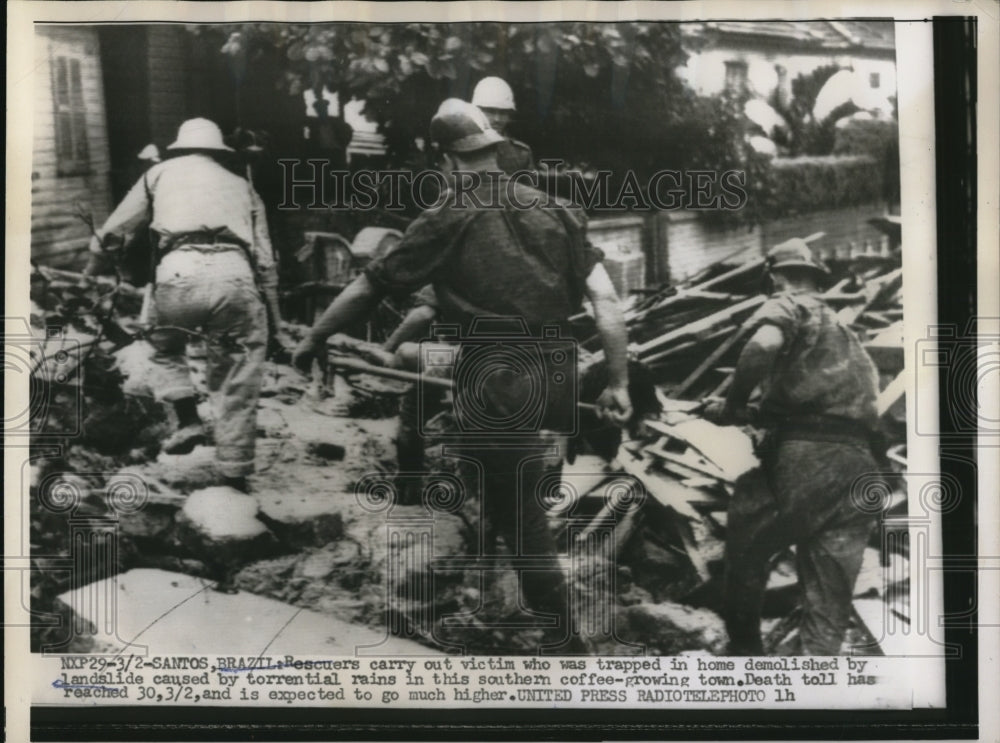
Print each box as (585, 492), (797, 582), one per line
(471, 76), (534, 173)
(84, 118), (283, 494)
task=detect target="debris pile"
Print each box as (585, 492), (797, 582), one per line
(26, 235), (909, 655)
(564, 236), (908, 654)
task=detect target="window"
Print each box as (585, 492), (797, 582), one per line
(724, 60), (748, 94)
(51, 54), (90, 175)
(869, 72), (881, 89)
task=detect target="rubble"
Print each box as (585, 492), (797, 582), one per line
(565, 238), (908, 651)
(28, 234), (908, 656)
(616, 602), (728, 655)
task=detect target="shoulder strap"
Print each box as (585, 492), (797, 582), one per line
(143, 172), (159, 285)
(245, 178), (261, 276)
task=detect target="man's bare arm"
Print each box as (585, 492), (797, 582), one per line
(293, 274), (385, 371)
(725, 324), (785, 412)
(584, 263), (631, 425)
(382, 304), (438, 353)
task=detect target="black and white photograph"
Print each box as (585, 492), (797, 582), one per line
(5, 1), (996, 740)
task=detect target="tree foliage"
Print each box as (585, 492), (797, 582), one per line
(193, 24), (711, 171)
(767, 64), (859, 156)
(189, 22), (778, 225)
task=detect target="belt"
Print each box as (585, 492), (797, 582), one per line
(769, 413), (876, 443)
(161, 231), (250, 255)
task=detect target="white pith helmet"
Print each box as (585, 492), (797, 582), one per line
(167, 118), (234, 152)
(471, 77), (516, 111)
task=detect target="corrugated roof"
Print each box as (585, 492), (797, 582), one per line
(699, 20), (895, 53)
(831, 20), (896, 51)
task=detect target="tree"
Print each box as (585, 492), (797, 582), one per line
(767, 64), (859, 156)
(188, 22), (772, 226)
(192, 24), (705, 171)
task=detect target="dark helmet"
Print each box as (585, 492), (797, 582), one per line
(429, 98), (504, 154)
(765, 238), (829, 276)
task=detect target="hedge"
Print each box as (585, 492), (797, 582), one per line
(760, 155), (883, 219)
(833, 119), (901, 206)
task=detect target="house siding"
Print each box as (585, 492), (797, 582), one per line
(32, 26), (112, 267)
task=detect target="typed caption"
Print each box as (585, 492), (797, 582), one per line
(35, 654), (913, 709)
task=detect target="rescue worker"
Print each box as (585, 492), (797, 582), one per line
(293, 99), (631, 652)
(471, 76), (534, 173)
(702, 238), (881, 655)
(84, 118), (283, 494)
(379, 79), (538, 498)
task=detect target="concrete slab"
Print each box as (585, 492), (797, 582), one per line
(57, 568), (436, 656)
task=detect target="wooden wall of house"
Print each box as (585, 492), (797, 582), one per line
(146, 26), (190, 148)
(32, 26), (112, 267)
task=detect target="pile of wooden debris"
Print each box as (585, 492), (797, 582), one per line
(564, 233), (908, 654)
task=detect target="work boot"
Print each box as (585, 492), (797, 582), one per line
(164, 397), (206, 454)
(162, 424), (208, 455)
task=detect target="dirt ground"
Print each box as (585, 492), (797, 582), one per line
(28, 302), (890, 656)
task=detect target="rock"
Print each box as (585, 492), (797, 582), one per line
(181, 487), (267, 540)
(174, 488), (279, 583)
(118, 502), (177, 539)
(617, 601), (727, 655)
(46, 595), (102, 653)
(255, 508), (344, 551)
(233, 555), (298, 598)
(294, 541), (360, 580)
(689, 518), (725, 564)
(113, 341), (164, 399)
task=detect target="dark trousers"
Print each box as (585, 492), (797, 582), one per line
(457, 436), (572, 646)
(723, 436), (877, 655)
(395, 383), (447, 474)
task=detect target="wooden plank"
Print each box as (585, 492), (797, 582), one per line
(560, 455), (612, 507)
(616, 448), (704, 521)
(672, 324), (754, 397)
(708, 372), (734, 398)
(690, 257), (765, 293)
(646, 445), (730, 482)
(613, 502), (644, 557)
(676, 520), (712, 583)
(575, 501), (616, 543)
(876, 371), (906, 417)
(636, 295), (766, 357)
